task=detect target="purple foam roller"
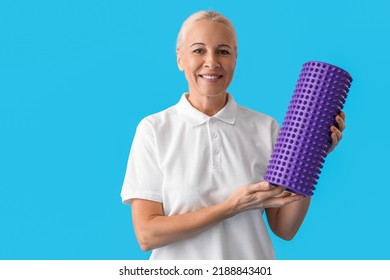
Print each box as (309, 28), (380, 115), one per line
(264, 61), (352, 196)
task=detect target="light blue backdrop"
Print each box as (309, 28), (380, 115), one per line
(1, 0), (389, 259)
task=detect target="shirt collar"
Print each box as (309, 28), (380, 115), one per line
(176, 93), (238, 126)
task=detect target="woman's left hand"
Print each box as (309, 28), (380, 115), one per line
(328, 111), (346, 154)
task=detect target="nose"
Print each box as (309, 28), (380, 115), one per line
(204, 53), (220, 69)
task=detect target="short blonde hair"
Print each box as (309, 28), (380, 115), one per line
(176, 11), (238, 55)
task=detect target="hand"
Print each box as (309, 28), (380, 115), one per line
(328, 111), (346, 154)
(225, 182), (305, 216)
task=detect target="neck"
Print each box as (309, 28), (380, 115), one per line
(187, 92), (228, 116)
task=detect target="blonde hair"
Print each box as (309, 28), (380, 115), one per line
(176, 11), (238, 54)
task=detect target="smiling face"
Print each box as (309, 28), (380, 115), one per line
(176, 20), (237, 99)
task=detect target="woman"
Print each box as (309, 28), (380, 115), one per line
(121, 11), (346, 259)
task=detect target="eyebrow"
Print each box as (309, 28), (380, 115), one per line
(190, 42), (232, 49)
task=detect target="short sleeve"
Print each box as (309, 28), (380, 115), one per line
(121, 119), (163, 204)
(271, 119), (280, 148)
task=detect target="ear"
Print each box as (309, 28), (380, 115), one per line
(176, 49), (184, 71)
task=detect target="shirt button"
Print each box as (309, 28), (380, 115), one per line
(212, 132), (218, 138)
(214, 149), (219, 154)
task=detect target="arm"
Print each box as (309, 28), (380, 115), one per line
(131, 183), (304, 251)
(131, 198), (231, 252)
(265, 112), (347, 240)
(265, 196), (311, 240)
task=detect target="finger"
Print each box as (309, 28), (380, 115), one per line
(247, 182), (271, 193)
(274, 191), (293, 198)
(340, 111), (346, 122)
(331, 132), (338, 146)
(327, 132), (338, 154)
(256, 186), (285, 200)
(265, 194), (305, 208)
(335, 114), (346, 131)
(331, 126), (343, 141)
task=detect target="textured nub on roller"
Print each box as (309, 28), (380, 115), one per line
(264, 61), (352, 196)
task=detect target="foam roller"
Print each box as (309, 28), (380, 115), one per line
(264, 61), (352, 196)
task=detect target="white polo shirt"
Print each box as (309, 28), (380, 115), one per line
(121, 93), (280, 259)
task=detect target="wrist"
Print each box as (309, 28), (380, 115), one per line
(221, 197), (238, 218)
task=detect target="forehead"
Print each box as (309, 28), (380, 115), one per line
(184, 20), (235, 47)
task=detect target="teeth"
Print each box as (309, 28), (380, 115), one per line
(202, 75), (220, 80)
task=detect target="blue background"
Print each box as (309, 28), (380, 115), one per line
(1, 0), (389, 259)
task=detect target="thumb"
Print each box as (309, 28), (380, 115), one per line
(248, 181), (271, 193)
(259, 181), (275, 190)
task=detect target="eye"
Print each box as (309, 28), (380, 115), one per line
(193, 48), (206, 54)
(217, 49), (230, 56)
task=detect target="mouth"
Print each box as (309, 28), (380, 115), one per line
(199, 74), (223, 80)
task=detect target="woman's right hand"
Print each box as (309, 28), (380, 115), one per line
(225, 182), (305, 217)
